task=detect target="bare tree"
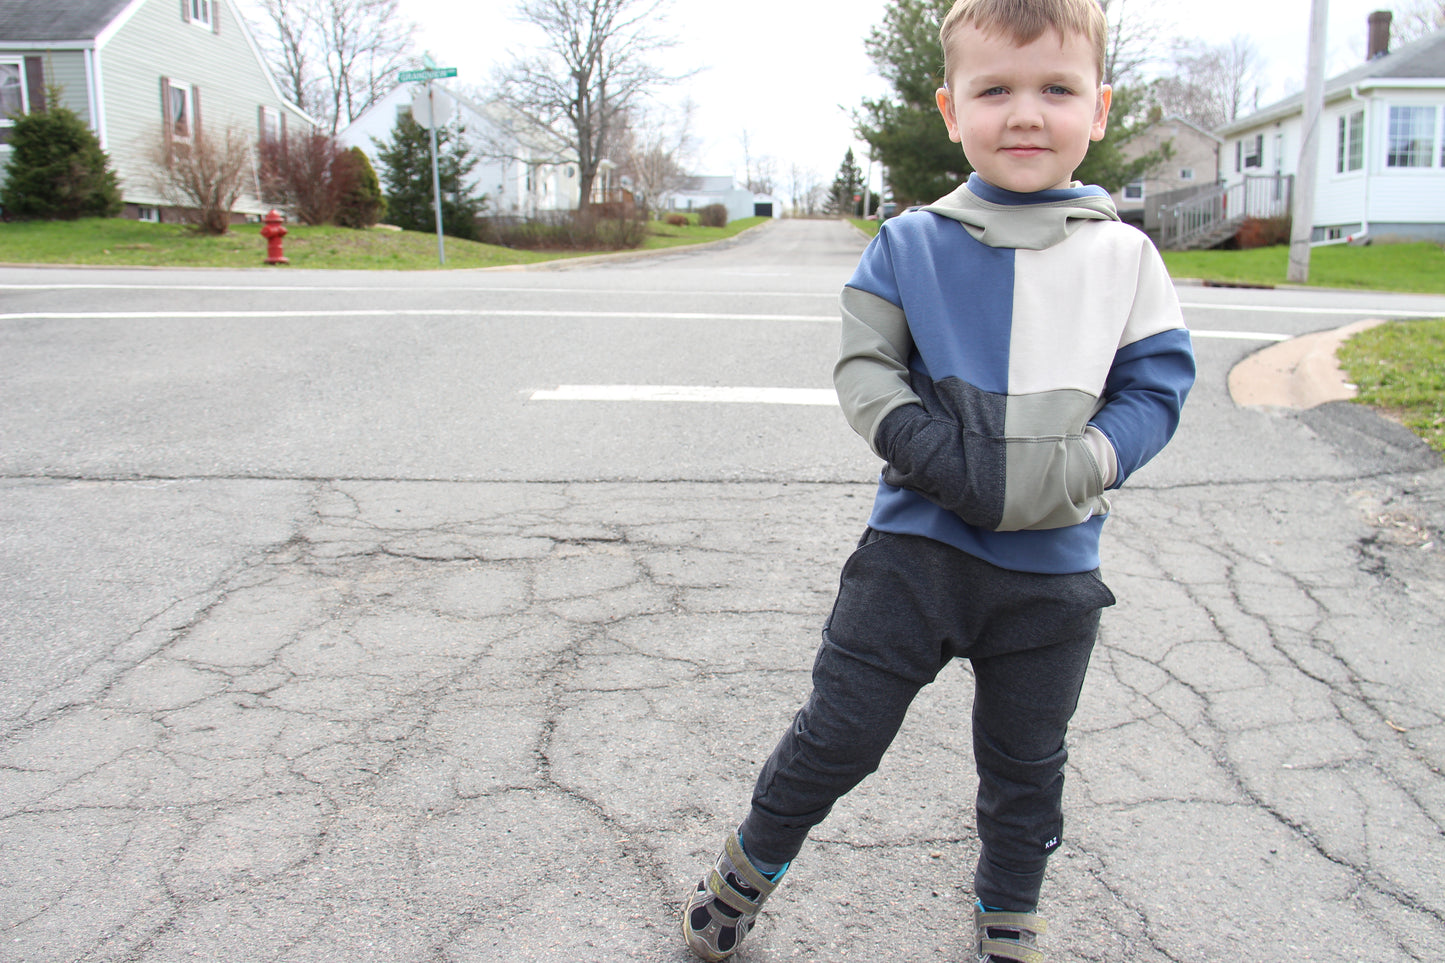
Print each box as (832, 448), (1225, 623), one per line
(614, 100), (695, 216)
(250, 0), (415, 133)
(786, 164), (825, 217)
(1151, 35), (1266, 131)
(256, 0), (315, 111)
(1393, 0), (1445, 44)
(739, 130), (777, 195)
(489, 0), (689, 217)
(1099, 0), (1171, 86)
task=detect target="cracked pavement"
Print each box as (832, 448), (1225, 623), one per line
(2, 226), (1444, 961)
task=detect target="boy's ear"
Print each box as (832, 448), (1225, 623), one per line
(936, 87), (963, 143)
(1091, 84), (1113, 142)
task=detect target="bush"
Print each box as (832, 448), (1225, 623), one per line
(697, 204), (728, 228)
(258, 132), (349, 226)
(1234, 215), (1292, 250)
(478, 210), (647, 250)
(150, 125), (251, 235)
(334, 147), (385, 228)
(664, 213), (689, 227)
(0, 92), (122, 220)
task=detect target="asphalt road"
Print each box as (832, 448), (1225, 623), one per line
(1, 220), (1443, 962)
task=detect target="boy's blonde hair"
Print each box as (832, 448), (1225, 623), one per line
(940, 0), (1108, 85)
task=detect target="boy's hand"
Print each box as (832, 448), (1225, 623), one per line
(874, 403), (1001, 530)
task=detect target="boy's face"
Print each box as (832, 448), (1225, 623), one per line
(936, 23), (1111, 193)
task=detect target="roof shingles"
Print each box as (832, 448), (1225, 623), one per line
(0, 0), (137, 44)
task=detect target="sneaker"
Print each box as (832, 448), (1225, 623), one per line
(681, 833), (786, 961)
(974, 903), (1047, 963)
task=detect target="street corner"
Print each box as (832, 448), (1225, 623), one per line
(1226, 318), (1387, 409)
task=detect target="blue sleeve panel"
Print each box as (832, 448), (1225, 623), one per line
(1089, 328), (1196, 488)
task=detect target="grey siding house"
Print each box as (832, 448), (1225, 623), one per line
(0, 0), (315, 220)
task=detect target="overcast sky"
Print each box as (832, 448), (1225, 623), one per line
(253, 0), (1409, 191)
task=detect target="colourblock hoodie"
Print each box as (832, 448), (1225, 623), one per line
(835, 174), (1196, 574)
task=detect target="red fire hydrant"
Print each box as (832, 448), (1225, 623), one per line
(260, 209), (289, 265)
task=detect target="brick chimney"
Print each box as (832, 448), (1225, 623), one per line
(1368, 10), (1392, 60)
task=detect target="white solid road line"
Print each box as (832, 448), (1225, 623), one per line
(530, 385), (840, 405)
(1191, 330), (1290, 342)
(0, 309), (828, 323)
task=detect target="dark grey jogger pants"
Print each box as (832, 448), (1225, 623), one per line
(737, 528), (1115, 912)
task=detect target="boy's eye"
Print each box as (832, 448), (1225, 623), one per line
(1045, 85), (1074, 96)
(981, 86), (1007, 96)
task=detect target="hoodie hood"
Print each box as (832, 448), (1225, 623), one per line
(922, 173), (1119, 250)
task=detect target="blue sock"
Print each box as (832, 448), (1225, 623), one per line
(738, 834), (789, 880)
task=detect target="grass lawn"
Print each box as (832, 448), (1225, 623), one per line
(849, 217), (883, 238)
(642, 216), (767, 249)
(1163, 241), (1445, 294)
(1338, 319), (1445, 459)
(0, 215), (768, 270)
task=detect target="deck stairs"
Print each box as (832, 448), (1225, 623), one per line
(1157, 175), (1294, 250)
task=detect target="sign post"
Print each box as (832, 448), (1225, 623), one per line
(398, 67), (458, 267)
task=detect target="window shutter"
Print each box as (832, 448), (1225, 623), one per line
(23, 56), (45, 113)
(213, 1), (220, 34)
(180, 0), (190, 23)
(20, 56), (45, 114)
(191, 86), (202, 142)
(160, 76), (174, 164)
(161, 76), (173, 141)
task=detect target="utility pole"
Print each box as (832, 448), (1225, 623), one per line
(1287, 0), (1329, 283)
(862, 152), (873, 219)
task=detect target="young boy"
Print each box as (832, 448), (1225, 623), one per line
(682, 1), (1195, 960)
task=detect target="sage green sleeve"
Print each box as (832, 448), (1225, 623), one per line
(833, 285), (921, 458)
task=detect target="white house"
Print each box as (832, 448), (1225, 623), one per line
(1216, 12), (1445, 244)
(658, 175), (780, 221)
(339, 82), (591, 217)
(0, 0), (316, 221)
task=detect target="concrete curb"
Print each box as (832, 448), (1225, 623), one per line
(1227, 317), (1388, 409)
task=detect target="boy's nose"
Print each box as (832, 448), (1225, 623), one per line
(1008, 99), (1044, 129)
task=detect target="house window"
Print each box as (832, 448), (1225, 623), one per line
(1123, 180), (1144, 200)
(136, 206), (160, 223)
(1387, 105), (1437, 168)
(1337, 110), (1365, 173)
(1243, 134), (1264, 168)
(1178, 168), (1195, 181)
(259, 105), (280, 144)
(0, 60), (26, 133)
(168, 81), (193, 139)
(187, 0), (212, 28)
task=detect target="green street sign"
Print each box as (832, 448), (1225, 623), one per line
(399, 67), (457, 82)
